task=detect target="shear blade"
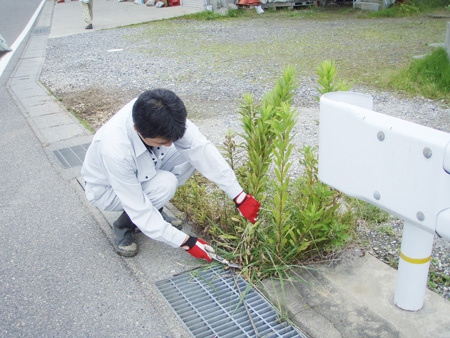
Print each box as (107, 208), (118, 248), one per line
(211, 254), (240, 269)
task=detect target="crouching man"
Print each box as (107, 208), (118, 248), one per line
(81, 89), (260, 261)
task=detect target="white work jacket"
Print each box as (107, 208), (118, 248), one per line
(81, 98), (243, 248)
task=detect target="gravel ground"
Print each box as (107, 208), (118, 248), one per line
(40, 13), (450, 299)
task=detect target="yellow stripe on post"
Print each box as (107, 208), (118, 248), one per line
(399, 251), (431, 265)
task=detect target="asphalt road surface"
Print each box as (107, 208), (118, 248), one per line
(0, 0), (41, 49)
(0, 2), (182, 336)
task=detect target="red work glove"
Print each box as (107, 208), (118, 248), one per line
(234, 190), (260, 224)
(181, 236), (214, 262)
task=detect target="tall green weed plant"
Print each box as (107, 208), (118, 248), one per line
(233, 65), (299, 270)
(174, 65), (355, 279)
(287, 147), (354, 257)
(172, 65), (356, 320)
(315, 60), (351, 101)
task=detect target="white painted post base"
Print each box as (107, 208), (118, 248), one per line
(394, 222), (435, 311)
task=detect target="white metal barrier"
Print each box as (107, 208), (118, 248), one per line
(318, 91), (450, 311)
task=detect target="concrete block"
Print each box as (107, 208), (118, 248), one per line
(21, 46), (46, 59)
(31, 112), (76, 129)
(8, 79), (41, 98)
(19, 95), (56, 108)
(26, 102), (66, 118)
(429, 42), (445, 48)
(39, 123), (87, 143)
(22, 35), (47, 58)
(354, 2), (381, 11)
(12, 57), (45, 78)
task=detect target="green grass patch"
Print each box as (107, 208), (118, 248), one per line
(389, 47), (450, 100)
(428, 257), (450, 292)
(364, 2), (421, 18)
(180, 9), (254, 20)
(409, 0), (450, 11)
(361, 0), (450, 18)
(128, 12), (447, 99)
(177, 6), (355, 21)
(352, 200), (391, 225)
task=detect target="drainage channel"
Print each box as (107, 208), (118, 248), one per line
(156, 265), (307, 338)
(53, 143), (90, 169)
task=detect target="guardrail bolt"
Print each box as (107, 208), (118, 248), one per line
(416, 212), (425, 222)
(423, 147), (432, 159)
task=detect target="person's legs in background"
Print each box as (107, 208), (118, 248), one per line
(80, 0), (93, 29)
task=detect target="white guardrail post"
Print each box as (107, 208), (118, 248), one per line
(394, 222), (434, 310)
(318, 91), (450, 311)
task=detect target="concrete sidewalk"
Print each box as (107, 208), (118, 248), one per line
(263, 253), (450, 337)
(50, 0), (202, 38)
(9, 0), (450, 337)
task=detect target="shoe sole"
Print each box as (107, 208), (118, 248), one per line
(115, 247), (138, 257)
(114, 243), (138, 257)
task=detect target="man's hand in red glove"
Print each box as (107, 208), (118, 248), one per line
(234, 190), (261, 223)
(181, 236), (215, 262)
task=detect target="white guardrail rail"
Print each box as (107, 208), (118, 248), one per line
(318, 91), (450, 311)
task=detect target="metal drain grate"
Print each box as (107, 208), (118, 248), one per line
(33, 26), (50, 35)
(53, 143), (90, 169)
(156, 265), (307, 338)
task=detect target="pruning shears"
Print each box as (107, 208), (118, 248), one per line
(208, 252), (241, 270)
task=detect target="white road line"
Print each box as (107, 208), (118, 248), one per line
(0, 0), (46, 78)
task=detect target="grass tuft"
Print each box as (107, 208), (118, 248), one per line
(389, 47), (450, 100)
(362, 0), (450, 18)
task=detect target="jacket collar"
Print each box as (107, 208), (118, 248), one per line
(126, 100), (148, 157)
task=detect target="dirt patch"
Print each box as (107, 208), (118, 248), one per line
(58, 87), (140, 132)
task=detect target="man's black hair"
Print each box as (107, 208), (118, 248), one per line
(132, 89), (187, 141)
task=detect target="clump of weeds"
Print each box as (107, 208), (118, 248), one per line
(173, 65), (357, 318)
